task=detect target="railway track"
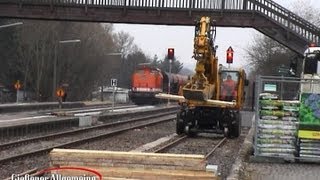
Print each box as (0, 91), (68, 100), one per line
(0, 111), (176, 164)
(152, 135), (227, 159)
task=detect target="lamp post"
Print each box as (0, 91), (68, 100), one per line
(168, 59), (172, 105)
(0, 22), (23, 29)
(52, 39), (81, 101)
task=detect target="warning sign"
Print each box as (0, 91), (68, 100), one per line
(14, 80), (21, 90)
(56, 88), (65, 97)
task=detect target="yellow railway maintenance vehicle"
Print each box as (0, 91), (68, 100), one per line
(156, 16), (248, 137)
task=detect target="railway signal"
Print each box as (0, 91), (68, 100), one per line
(226, 46), (234, 64)
(168, 48), (174, 60)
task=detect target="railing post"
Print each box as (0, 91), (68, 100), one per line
(286, 12), (291, 40)
(19, 0), (22, 9)
(221, 0), (225, 10)
(220, 0), (225, 16)
(157, 0), (161, 15)
(188, 0), (193, 16)
(243, 0), (247, 10)
(123, 0), (127, 14)
(85, 0), (88, 14)
(50, 0), (53, 12)
(251, 0), (256, 18)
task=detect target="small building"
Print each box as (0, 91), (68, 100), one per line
(92, 86), (129, 103)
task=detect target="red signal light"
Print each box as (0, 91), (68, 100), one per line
(309, 42), (316, 47)
(168, 48), (174, 60)
(226, 46), (234, 64)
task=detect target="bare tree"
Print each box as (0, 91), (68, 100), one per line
(113, 31), (135, 57)
(290, 0), (320, 26)
(15, 21), (60, 101)
(245, 1), (319, 78)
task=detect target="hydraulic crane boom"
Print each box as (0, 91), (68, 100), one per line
(183, 17), (218, 101)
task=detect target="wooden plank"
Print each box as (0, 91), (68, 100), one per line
(55, 166), (217, 180)
(50, 149), (206, 167)
(51, 156), (206, 171)
(155, 93), (236, 107)
(50, 149), (210, 174)
(51, 149), (205, 159)
(51, 154), (205, 165)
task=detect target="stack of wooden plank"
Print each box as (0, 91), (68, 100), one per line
(49, 149), (217, 180)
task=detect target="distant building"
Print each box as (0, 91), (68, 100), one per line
(92, 86), (129, 103)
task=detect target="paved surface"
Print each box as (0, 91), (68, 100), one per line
(243, 163), (320, 180)
(0, 115), (75, 128)
(0, 101), (115, 113)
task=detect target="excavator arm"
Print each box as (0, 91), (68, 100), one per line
(183, 17), (218, 101)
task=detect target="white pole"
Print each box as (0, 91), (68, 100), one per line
(112, 86), (115, 112)
(168, 59), (172, 105)
(53, 44), (57, 101)
(16, 89), (19, 103)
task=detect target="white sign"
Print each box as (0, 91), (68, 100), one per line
(111, 79), (117, 87)
(264, 84), (277, 92)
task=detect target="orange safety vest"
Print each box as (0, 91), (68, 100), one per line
(221, 80), (237, 100)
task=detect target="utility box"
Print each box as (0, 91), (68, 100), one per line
(79, 116), (92, 127)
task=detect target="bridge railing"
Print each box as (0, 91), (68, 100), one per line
(3, 0), (247, 10)
(1, 0), (319, 45)
(247, 0), (319, 45)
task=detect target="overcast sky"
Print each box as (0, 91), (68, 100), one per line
(113, 0), (319, 71)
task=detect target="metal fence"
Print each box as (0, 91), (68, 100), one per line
(254, 75), (320, 161)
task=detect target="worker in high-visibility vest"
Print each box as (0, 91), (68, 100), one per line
(221, 75), (237, 101)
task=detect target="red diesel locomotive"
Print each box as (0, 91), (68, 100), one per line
(129, 63), (188, 105)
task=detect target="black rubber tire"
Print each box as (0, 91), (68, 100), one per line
(230, 112), (241, 138)
(176, 113), (184, 135)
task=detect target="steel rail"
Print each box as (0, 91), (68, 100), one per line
(205, 137), (227, 159)
(152, 135), (187, 153)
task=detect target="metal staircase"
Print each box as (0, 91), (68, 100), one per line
(246, 0), (319, 55)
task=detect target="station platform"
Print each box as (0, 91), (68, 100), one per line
(0, 101), (112, 113)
